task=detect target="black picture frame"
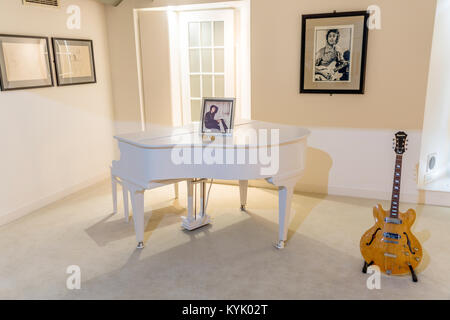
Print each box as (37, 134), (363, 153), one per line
(300, 11), (370, 94)
(0, 34), (54, 91)
(201, 98), (236, 135)
(52, 37), (96, 86)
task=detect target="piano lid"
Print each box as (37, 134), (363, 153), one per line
(114, 120), (310, 149)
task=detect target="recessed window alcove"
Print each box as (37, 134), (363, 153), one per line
(418, 0), (450, 192)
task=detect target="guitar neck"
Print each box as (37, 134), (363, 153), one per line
(390, 154), (403, 218)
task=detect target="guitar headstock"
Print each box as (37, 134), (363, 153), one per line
(392, 131), (408, 154)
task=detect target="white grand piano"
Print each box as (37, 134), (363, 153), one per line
(111, 120), (310, 249)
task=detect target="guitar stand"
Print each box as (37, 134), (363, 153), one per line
(408, 264), (418, 282)
(362, 261), (418, 282)
(362, 261), (374, 273)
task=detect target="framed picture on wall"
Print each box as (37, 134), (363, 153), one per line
(201, 98), (235, 135)
(52, 38), (96, 86)
(0, 34), (53, 91)
(300, 11), (370, 94)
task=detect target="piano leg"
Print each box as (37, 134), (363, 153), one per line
(275, 185), (294, 249)
(174, 182), (179, 199)
(266, 174), (301, 249)
(123, 186), (129, 223)
(128, 184), (145, 249)
(111, 172), (118, 214)
(239, 180), (248, 211)
(187, 180), (194, 222)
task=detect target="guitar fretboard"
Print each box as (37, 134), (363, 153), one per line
(390, 154), (403, 218)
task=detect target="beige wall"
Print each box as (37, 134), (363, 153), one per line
(105, 0), (233, 134)
(107, 0), (436, 132)
(105, 0), (450, 205)
(139, 10), (173, 126)
(0, 0), (115, 223)
(251, 0), (436, 130)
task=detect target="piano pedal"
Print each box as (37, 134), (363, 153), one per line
(181, 214), (211, 231)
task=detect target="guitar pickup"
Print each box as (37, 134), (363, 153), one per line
(383, 232), (401, 240)
(384, 217), (402, 225)
(383, 239), (398, 244)
(384, 253), (397, 258)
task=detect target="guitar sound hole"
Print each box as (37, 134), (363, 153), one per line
(403, 232), (415, 255)
(366, 228), (382, 246)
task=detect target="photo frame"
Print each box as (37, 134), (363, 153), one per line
(201, 98), (236, 135)
(52, 38), (96, 86)
(300, 11), (370, 94)
(0, 34), (53, 91)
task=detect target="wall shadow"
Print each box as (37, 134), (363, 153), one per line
(295, 146), (333, 194)
(288, 146), (333, 240)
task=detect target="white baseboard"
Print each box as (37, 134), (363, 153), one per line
(0, 172), (110, 227)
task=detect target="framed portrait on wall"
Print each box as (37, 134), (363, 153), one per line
(0, 34), (53, 91)
(201, 98), (235, 135)
(300, 11), (370, 94)
(52, 38), (96, 86)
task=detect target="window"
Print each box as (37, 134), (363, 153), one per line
(179, 10), (235, 124)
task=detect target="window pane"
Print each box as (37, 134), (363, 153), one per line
(214, 75), (224, 97)
(201, 48), (212, 72)
(190, 75), (200, 98)
(188, 22), (200, 47)
(191, 99), (201, 122)
(214, 21), (224, 46)
(201, 22), (212, 47)
(214, 48), (224, 73)
(202, 75), (213, 97)
(189, 49), (200, 73)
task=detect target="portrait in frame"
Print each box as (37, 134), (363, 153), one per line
(52, 38), (96, 86)
(300, 11), (370, 94)
(0, 34), (53, 91)
(201, 98), (235, 135)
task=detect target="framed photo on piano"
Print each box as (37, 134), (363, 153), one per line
(300, 11), (370, 94)
(201, 98), (235, 135)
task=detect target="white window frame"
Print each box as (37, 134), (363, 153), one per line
(179, 10), (235, 125)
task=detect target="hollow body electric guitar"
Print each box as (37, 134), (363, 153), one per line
(360, 132), (422, 282)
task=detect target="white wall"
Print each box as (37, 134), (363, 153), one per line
(0, 0), (115, 225)
(418, 0), (450, 187)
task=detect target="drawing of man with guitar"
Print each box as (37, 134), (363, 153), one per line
(314, 28), (350, 81)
